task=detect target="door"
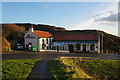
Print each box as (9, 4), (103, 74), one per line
(76, 44), (81, 52)
(90, 44), (95, 51)
(83, 44), (86, 52)
(68, 44), (74, 53)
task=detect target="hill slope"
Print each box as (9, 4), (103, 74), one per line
(2, 37), (11, 51)
(2, 24), (25, 50)
(2, 23), (120, 54)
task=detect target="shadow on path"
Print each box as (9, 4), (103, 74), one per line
(27, 60), (55, 80)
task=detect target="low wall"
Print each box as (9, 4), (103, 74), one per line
(41, 50), (69, 53)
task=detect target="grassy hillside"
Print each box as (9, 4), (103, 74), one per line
(2, 23), (120, 54)
(15, 23), (66, 32)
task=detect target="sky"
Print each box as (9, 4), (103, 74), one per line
(1, 2), (119, 36)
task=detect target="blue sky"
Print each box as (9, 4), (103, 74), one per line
(2, 2), (118, 36)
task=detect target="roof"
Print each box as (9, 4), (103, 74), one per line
(52, 41), (97, 46)
(53, 33), (98, 41)
(33, 30), (53, 38)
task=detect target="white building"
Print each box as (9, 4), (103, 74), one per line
(24, 25), (53, 51)
(51, 33), (101, 53)
(24, 26), (101, 53)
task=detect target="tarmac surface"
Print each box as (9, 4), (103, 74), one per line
(27, 60), (55, 80)
(2, 51), (120, 60)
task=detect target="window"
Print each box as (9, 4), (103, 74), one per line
(76, 44), (81, 50)
(90, 44), (95, 51)
(62, 46), (64, 50)
(42, 44), (46, 49)
(42, 39), (44, 44)
(52, 46), (56, 50)
(83, 44), (86, 51)
(31, 36), (35, 38)
(50, 38), (52, 44)
(29, 42), (32, 45)
(49, 45), (51, 50)
(60, 46), (61, 50)
(26, 34), (30, 38)
(46, 38), (48, 44)
(26, 34), (36, 38)
(27, 34), (30, 37)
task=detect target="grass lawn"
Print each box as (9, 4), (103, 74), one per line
(48, 58), (91, 79)
(2, 59), (41, 79)
(48, 58), (74, 79)
(48, 58), (120, 79)
(76, 59), (120, 79)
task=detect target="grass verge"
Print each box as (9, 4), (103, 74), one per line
(48, 58), (75, 79)
(48, 58), (91, 79)
(2, 59), (41, 79)
(49, 58), (120, 79)
(61, 58), (120, 79)
(77, 60), (120, 79)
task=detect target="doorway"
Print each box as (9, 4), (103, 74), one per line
(90, 44), (95, 51)
(83, 44), (86, 52)
(68, 44), (74, 53)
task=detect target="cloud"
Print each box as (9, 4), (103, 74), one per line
(70, 8), (118, 36)
(72, 11), (116, 29)
(73, 10), (118, 30)
(95, 13), (118, 22)
(93, 11), (114, 18)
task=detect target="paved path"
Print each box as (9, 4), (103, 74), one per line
(27, 60), (55, 79)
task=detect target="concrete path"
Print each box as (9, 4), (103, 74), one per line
(27, 60), (55, 79)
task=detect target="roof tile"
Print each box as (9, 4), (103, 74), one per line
(53, 34), (98, 41)
(33, 30), (53, 38)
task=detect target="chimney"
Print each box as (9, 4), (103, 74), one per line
(29, 24), (34, 32)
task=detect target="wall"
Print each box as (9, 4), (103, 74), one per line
(24, 32), (39, 50)
(86, 44), (90, 51)
(51, 42), (100, 53)
(39, 37), (53, 51)
(97, 42), (100, 53)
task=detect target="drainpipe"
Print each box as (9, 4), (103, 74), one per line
(101, 33), (103, 53)
(37, 37), (39, 52)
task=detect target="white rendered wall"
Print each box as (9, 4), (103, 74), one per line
(39, 38), (45, 50)
(97, 42), (100, 53)
(94, 43), (98, 52)
(81, 44), (83, 51)
(64, 44), (70, 51)
(39, 37), (53, 51)
(24, 32), (39, 47)
(86, 44), (90, 51)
